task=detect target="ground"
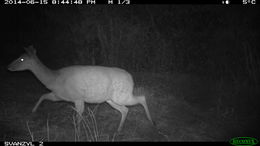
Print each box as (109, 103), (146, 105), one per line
(0, 68), (259, 141)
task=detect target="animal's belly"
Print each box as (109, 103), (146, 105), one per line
(82, 93), (110, 103)
(51, 67), (116, 103)
(53, 78), (111, 103)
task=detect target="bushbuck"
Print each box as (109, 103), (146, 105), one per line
(8, 45), (154, 131)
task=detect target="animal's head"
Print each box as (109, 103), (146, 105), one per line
(8, 45), (37, 71)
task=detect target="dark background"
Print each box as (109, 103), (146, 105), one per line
(0, 5), (259, 141)
(1, 6), (259, 78)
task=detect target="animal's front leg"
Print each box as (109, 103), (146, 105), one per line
(32, 92), (60, 112)
(74, 100), (84, 116)
(74, 100), (85, 126)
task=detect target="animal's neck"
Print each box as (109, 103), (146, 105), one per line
(30, 57), (57, 88)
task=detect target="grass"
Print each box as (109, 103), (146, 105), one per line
(1, 71), (259, 141)
(72, 106), (100, 141)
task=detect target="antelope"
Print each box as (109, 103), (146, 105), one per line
(7, 45), (154, 131)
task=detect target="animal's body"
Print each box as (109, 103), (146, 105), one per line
(8, 46), (154, 131)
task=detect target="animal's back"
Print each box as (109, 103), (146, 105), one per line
(50, 66), (134, 103)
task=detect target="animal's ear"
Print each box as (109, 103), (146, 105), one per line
(24, 45), (36, 56)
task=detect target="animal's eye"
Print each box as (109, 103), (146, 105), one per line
(20, 58), (24, 62)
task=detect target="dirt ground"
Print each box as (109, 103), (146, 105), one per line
(0, 69), (259, 141)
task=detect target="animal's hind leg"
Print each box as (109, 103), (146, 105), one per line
(32, 92), (60, 113)
(106, 100), (129, 132)
(136, 96), (154, 125)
